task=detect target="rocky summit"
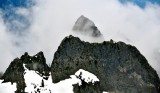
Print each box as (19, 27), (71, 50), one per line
(1, 35), (160, 93)
(51, 35), (160, 93)
(73, 15), (102, 37)
(1, 51), (50, 93)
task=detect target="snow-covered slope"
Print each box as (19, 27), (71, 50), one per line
(0, 80), (16, 93)
(24, 64), (80, 93)
(0, 64), (105, 93)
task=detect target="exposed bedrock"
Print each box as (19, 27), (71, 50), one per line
(51, 35), (160, 93)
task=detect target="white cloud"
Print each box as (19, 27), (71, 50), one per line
(0, 14), (15, 71)
(16, 8), (31, 17)
(0, 0), (160, 76)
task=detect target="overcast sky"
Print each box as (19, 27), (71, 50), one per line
(0, 0), (160, 76)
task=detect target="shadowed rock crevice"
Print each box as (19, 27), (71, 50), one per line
(51, 35), (160, 93)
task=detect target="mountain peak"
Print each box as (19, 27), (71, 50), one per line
(1, 36), (160, 93)
(51, 35), (160, 93)
(73, 15), (102, 37)
(1, 51), (50, 92)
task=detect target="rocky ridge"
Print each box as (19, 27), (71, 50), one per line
(1, 51), (50, 93)
(1, 15), (160, 93)
(1, 35), (160, 93)
(51, 35), (160, 93)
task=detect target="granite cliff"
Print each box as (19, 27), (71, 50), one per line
(51, 35), (160, 93)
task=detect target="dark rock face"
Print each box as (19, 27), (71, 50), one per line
(73, 72), (102, 93)
(2, 58), (25, 93)
(21, 51), (50, 76)
(51, 35), (160, 93)
(73, 69), (102, 93)
(73, 82), (102, 93)
(2, 51), (50, 93)
(73, 15), (102, 37)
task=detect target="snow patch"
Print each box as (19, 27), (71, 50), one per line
(22, 64), (103, 93)
(103, 92), (114, 93)
(0, 64), (106, 93)
(0, 65), (108, 93)
(0, 80), (17, 93)
(75, 69), (99, 84)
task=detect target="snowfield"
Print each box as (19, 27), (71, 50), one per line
(0, 80), (16, 93)
(23, 64), (81, 93)
(0, 64), (109, 93)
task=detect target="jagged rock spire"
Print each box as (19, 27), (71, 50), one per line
(1, 51), (50, 93)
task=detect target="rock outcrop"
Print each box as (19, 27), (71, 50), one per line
(1, 35), (160, 93)
(73, 82), (102, 93)
(73, 15), (102, 37)
(51, 35), (160, 93)
(1, 51), (50, 93)
(20, 51), (50, 76)
(73, 69), (102, 93)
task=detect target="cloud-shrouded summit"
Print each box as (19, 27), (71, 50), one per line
(72, 15), (104, 42)
(73, 15), (102, 37)
(0, 0), (160, 78)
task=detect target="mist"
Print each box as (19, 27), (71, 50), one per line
(0, 0), (160, 76)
